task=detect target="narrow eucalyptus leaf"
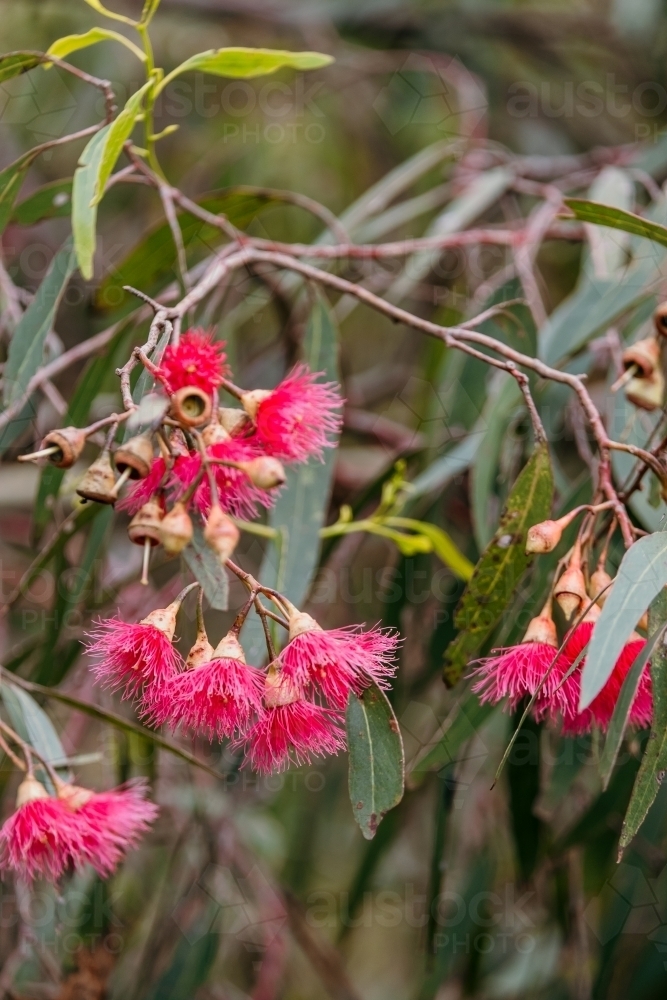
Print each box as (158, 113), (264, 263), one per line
(347, 683), (405, 839)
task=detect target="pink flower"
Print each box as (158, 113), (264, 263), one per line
(0, 778), (88, 882)
(117, 456), (166, 515)
(157, 329), (227, 395)
(168, 440), (275, 519)
(85, 604), (182, 700)
(144, 633), (264, 739)
(236, 668), (346, 772)
(62, 779), (158, 878)
(279, 612), (399, 709)
(243, 365), (342, 464)
(472, 642), (561, 711)
(533, 622), (652, 734)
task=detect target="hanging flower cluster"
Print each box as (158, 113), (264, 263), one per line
(473, 520), (653, 734)
(0, 774), (157, 883)
(86, 588), (399, 775)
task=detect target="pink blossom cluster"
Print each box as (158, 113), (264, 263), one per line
(85, 603), (399, 774)
(0, 777), (157, 883)
(472, 619), (652, 734)
(118, 330), (343, 520)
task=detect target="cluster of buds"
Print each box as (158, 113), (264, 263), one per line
(612, 304), (667, 411)
(86, 587), (399, 774)
(474, 503), (653, 733)
(21, 330), (343, 585)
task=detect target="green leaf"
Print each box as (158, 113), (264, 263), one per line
(92, 79), (153, 206)
(580, 533), (667, 708)
(80, 0), (136, 25)
(471, 377), (523, 551)
(619, 587), (667, 852)
(2, 239), (76, 408)
(95, 190), (275, 310)
(182, 525), (229, 611)
(46, 28), (146, 65)
(0, 50), (43, 83)
(72, 125), (111, 280)
(599, 624), (664, 790)
(156, 46), (333, 94)
(0, 155), (34, 236)
(408, 690), (496, 785)
(443, 443), (554, 686)
(580, 167), (634, 277)
(383, 517), (473, 580)
(1, 684), (71, 788)
(12, 179), (73, 225)
(346, 683), (405, 840)
(564, 198), (667, 251)
(140, 0), (162, 23)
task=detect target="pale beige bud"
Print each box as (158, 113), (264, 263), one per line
(241, 389), (271, 421)
(203, 504), (240, 564)
(238, 456), (286, 490)
(159, 501), (194, 555)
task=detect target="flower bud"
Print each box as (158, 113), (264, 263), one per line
(626, 369), (665, 411)
(218, 407), (250, 436)
(526, 520), (563, 554)
(238, 456), (286, 490)
(201, 419), (231, 447)
(57, 783), (94, 810)
(128, 500), (164, 547)
(170, 386), (212, 428)
(16, 776), (49, 808)
(288, 609), (322, 641)
(622, 336), (660, 378)
(263, 664), (300, 708)
(114, 434), (154, 480)
(203, 504), (239, 564)
(522, 612), (558, 647)
(159, 502), (193, 555)
(40, 427), (87, 469)
(590, 567), (613, 607)
(554, 557), (588, 620)
(241, 389), (271, 421)
(140, 601), (180, 641)
(213, 631), (246, 662)
(582, 601), (601, 624)
(76, 449), (118, 504)
(186, 630), (215, 668)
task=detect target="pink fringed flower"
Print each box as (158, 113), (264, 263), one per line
(157, 329), (227, 395)
(471, 608), (560, 711)
(145, 632), (264, 739)
(117, 456), (167, 515)
(279, 611), (399, 709)
(60, 779), (158, 878)
(533, 622), (652, 734)
(242, 364), (342, 464)
(85, 602), (183, 699)
(0, 777), (88, 882)
(237, 669), (346, 773)
(168, 440), (275, 520)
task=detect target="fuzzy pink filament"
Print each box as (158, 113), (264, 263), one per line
(253, 365), (342, 463)
(85, 618), (182, 699)
(239, 700), (346, 773)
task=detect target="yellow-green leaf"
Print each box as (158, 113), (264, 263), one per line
(140, 0), (162, 24)
(80, 0), (136, 25)
(92, 79), (152, 205)
(0, 50), (43, 83)
(156, 46), (333, 94)
(46, 28), (146, 65)
(72, 125), (110, 280)
(384, 517), (474, 580)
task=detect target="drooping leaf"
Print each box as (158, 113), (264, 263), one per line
(443, 443), (554, 686)
(157, 47), (333, 93)
(619, 587), (667, 852)
(0, 684), (71, 788)
(0, 155), (35, 236)
(80, 0), (136, 25)
(471, 376), (523, 551)
(182, 525), (229, 611)
(383, 517), (473, 580)
(12, 179), (73, 225)
(564, 198), (667, 251)
(599, 622), (665, 790)
(95, 190), (276, 310)
(46, 28), (146, 65)
(2, 238), (76, 408)
(92, 80), (153, 206)
(0, 50), (43, 83)
(346, 683), (405, 840)
(140, 0), (162, 24)
(580, 533), (667, 709)
(72, 125), (111, 280)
